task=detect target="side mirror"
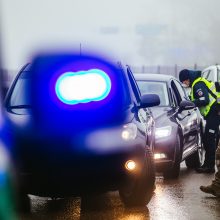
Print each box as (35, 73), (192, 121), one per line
(139, 94), (160, 108)
(178, 100), (195, 113)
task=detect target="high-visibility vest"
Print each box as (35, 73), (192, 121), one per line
(190, 77), (220, 117)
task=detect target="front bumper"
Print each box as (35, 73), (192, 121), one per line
(154, 136), (176, 172)
(16, 135), (147, 197)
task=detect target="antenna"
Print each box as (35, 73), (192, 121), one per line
(80, 43), (82, 56)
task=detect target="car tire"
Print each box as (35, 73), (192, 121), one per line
(185, 131), (204, 168)
(119, 147), (155, 207)
(163, 135), (181, 179)
(17, 193), (31, 213)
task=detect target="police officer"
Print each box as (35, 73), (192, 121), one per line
(179, 69), (220, 174)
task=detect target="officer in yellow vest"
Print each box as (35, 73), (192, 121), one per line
(179, 69), (220, 173)
(180, 69), (220, 197)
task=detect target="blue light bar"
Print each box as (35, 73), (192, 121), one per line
(55, 69), (111, 105)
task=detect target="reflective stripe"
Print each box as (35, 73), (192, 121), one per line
(209, 129), (215, 133)
(210, 84), (216, 90)
(209, 95), (216, 103)
(199, 97), (205, 100)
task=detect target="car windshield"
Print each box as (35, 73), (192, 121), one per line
(8, 67), (132, 110)
(9, 71), (31, 108)
(136, 81), (170, 106)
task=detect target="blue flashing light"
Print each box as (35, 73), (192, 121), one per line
(55, 69), (111, 105)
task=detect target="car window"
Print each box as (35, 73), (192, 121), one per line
(168, 87), (177, 107)
(8, 71), (31, 107)
(173, 80), (188, 100)
(136, 80), (170, 106)
(171, 80), (182, 106)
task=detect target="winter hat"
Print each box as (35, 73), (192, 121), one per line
(179, 69), (190, 82)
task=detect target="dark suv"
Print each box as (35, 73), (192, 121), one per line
(5, 54), (159, 209)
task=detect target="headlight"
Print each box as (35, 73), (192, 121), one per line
(121, 123), (138, 140)
(155, 126), (172, 139)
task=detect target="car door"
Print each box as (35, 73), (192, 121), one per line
(170, 79), (198, 154)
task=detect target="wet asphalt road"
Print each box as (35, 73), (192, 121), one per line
(19, 163), (220, 220)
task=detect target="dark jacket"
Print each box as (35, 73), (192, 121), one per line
(188, 70), (210, 107)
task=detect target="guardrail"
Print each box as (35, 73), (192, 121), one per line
(0, 64), (206, 97)
(130, 64), (206, 78)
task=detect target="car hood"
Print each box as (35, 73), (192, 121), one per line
(150, 106), (173, 127)
(5, 106), (135, 132)
(5, 106), (137, 155)
(4, 108), (33, 130)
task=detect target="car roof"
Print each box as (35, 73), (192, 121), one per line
(202, 64), (220, 72)
(134, 73), (176, 82)
(23, 63), (32, 71)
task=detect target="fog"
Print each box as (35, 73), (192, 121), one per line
(1, 0), (220, 71)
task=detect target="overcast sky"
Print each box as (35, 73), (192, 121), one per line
(1, 0), (220, 71)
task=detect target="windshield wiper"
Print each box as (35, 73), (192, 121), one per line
(9, 105), (32, 109)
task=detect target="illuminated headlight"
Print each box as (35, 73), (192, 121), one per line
(121, 123), (138, 140)
(125, 160), (136, 171)
(154, 153), (167, 159)
(155, 126), (172, 139)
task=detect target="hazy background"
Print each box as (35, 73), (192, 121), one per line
(1, 0), (220, 74)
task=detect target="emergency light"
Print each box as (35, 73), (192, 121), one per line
(30, 53), (126, 131)
(55, 69), (111, 105)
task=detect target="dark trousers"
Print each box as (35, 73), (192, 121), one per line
(203, 112), (220, 168)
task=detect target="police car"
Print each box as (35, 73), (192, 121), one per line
(5, 54), (160, 209)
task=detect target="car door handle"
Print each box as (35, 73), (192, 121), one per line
(187, 111), (191, 116)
